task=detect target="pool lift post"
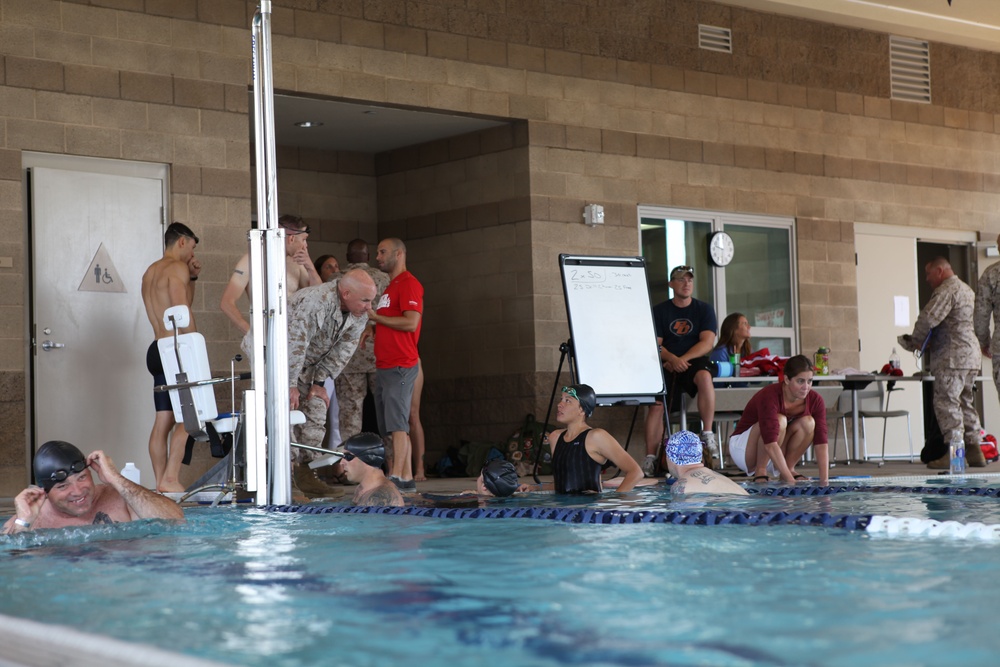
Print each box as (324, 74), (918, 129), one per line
(248, 0), (291, 506)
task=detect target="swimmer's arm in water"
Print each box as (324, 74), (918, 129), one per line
(588, 429), (643, 493)
(88, 451), (185, 523)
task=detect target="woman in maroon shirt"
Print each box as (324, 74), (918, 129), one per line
(728, 355), (829, 485)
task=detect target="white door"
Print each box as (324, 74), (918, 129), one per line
(29, 156), (166, 486)
(855, 232), (923, 459)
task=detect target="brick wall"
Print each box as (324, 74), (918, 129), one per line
(4, 0), (1000, 480)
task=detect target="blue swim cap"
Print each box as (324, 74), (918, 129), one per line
(665, 431), (702, 466)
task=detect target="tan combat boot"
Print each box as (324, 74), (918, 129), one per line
(966, 442), (987, 468)
(293, 464), (345, 498)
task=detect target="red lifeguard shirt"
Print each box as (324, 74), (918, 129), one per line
(374, 270), (423, 369)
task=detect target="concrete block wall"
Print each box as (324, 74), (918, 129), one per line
(4, 0), (1000, 474)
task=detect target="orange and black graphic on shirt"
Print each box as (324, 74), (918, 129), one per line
(670, 319), (693, 336)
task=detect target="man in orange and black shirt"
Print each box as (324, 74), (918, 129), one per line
(643, 265), (719, 476)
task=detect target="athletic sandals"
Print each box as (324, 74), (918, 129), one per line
(792, 474), (809, 481)
(752, 475), (770, 484)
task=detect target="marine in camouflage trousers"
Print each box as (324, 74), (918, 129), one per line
(932, 370), (981, 449)
(291, 380), (331, 464)
(335, 371), (377, 442)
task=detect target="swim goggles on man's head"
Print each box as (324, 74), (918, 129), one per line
(48, 460), (88, 485)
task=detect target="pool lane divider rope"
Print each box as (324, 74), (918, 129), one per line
(263, 504), (1000, 541)
(749, 484), (1000, 497)
(266, 503), (870, 527)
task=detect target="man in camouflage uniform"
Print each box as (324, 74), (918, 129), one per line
(974, 233), (1000, 418)
(287, 269), (377, 473)
(335, 240), (390, 440)
(899, 257), (986, 468)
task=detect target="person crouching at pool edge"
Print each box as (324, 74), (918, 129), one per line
(663, 430), (747, 496)
(3, 440), (185, 534)
(519, 384), (643, 494)
(335, 432), (405, 507)
(727, 354), (830, 486)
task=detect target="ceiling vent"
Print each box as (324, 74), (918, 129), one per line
(698, 25), (732, 54)
(890, 35), (931, 103)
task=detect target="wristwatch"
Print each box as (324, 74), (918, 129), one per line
(312, 380), (325, 387)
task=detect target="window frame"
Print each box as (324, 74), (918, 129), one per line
(636, 205), (800, 356)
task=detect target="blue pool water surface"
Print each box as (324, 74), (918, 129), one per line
(2, 481), (1000, 667)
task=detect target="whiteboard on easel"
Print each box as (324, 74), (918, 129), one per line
(559, 254), (664, 403)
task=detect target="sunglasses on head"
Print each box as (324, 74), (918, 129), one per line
(48, 460), (88, 485)
(670, 266), (694, 279)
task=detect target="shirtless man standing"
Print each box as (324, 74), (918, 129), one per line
(219, 214), (322, 341)
(140, 222), (201, 493)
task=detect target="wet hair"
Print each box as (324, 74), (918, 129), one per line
(164, 222), (198, 247)
(34, 440), (87, 492)
(481, 459), (519, 497)
(718, 312), (752, 358)
(783, 354), (814, 380)
(340, 432), (385, 468)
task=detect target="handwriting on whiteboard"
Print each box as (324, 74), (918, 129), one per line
(568, 267), (634, 290)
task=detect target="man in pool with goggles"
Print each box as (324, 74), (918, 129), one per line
(319, 432), (404, 507)
(2, 441), (185, 534)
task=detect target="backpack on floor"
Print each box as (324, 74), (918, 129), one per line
(505, 413), (554, 476)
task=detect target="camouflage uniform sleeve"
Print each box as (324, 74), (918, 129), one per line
(974, 266), (1000, 349)
(313, 315), (367, 383)
(910, 284), (952, 346)
(287, 289), (323, 386)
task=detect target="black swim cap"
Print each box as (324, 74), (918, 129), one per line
(34, 440), (87, 492)
(563, 384), (597, 418)
(339, 432), (385, 468)
(481, 459), (519, 497)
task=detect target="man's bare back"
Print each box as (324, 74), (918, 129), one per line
(141, 256), (196, 338)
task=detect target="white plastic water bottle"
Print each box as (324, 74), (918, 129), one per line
(949, 432), (966, 476)
(889, 347), (900, 370)
(121, 462), (141, 486)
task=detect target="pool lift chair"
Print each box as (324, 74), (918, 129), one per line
(157, 305), (327, 504)
(156, 304), (256, 505)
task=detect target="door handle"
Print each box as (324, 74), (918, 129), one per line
(41, 340), (66, 351)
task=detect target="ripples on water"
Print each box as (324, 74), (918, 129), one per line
(2, 481), (1000, 667)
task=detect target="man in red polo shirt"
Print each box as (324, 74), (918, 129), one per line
(368, 238), (423, 491)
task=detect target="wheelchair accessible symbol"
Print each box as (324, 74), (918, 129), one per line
(78, 243), (126, 293)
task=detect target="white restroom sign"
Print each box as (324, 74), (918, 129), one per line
(78, 243), (126, 293)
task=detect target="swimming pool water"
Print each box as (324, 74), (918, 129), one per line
(2, 483), (1000, 667)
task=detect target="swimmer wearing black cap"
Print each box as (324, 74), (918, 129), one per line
(2, 441), (185, 534)
(332, 433), (404, 507)
(520, 384), (643, 494)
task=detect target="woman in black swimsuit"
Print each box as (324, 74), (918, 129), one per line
(528, 384), (643, 493)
